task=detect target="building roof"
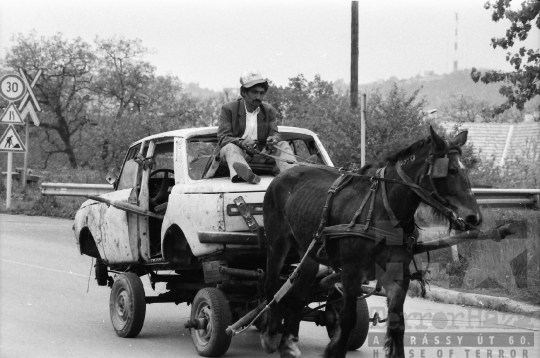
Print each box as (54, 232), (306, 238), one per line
(441, 122), (540, 166)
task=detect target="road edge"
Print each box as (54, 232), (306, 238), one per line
(408, 280), (540, 319)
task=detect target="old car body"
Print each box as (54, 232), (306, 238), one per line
(73, 126), (333, 268)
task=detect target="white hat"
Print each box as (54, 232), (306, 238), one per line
(240, 70), (267, 88)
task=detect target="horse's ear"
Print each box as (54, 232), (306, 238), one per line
(429, 126), (446, 151)
(453, 131), (468, 147)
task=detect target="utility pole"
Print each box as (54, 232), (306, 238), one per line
(361, 93), (366, 166)
(350, 1), (359, 109)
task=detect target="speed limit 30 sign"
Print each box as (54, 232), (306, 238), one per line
(0, 74), (27, 102)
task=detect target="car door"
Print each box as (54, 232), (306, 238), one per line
(99, 142), (153, 264)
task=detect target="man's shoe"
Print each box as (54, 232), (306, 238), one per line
(233, 163), (260, 184)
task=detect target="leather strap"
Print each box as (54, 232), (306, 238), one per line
(314, 175), (353, 240)
(363, 168), (382, 231)
(396, 162), (471, 231)
(380, 167), (401, 229)
(256, 147), (473, 231)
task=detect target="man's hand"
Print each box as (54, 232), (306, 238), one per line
(266, 136), (278, 151)
(240, 138), (257, 151)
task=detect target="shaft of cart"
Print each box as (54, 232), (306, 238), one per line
(226, 223), (519, 337)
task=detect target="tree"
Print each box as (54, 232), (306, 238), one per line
(266, 75), (361, 166)
(266, 75), (437, 167)
(3, 32), (96, 168)
(440, 94), (492, 123)
(363, 83), (429, 163)
(93, 37), (155, 120)
(470, 0), (539, 114)
(2, 33), (213, 170)
(89, 73), (210, 171)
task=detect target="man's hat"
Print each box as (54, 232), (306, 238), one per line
(240, 70), (268, 88)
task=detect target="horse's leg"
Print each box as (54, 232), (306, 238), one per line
(324, 264), (365, 358)
(261, 234), (292, 354)
(278, 257), (319, 358)
(381, 261), (410, 358)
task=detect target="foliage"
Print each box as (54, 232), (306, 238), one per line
(1, 32), (215, 170)
(2, 32), (96, 168)
(364, 84), (430, 163)
(470, 0), (540, 114)
(266, 75), (451, 166)
(440, 94), (493, 122)
(266, 74), (360, 166)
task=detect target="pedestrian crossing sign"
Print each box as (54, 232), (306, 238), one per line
(0, 124), (26, 152)
(0, 102), (24, 125)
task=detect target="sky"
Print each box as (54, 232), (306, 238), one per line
(0, 0), (538, 91)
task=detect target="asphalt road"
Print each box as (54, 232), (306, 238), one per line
(0, 214), (538, 358)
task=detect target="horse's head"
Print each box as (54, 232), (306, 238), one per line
(389, 126), (482, 230)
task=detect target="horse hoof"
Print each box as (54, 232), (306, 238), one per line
(279, 334), (301, 358)
(261, 331), (282, 354)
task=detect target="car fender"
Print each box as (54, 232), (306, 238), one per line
(163, 186), (224, 257)
(74, 199), (108, 262)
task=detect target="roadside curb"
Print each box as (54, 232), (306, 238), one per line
(408, 281), (540, 319)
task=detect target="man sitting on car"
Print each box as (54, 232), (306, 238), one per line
(216, 70), (296, 184)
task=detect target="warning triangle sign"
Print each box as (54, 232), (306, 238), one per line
(0, 102), (24, 125)
(0, 125), (26, 152)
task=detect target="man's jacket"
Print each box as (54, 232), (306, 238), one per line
(217, 98), (281, 151)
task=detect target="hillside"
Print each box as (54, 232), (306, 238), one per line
(184, 69), (506, 109)
(356, 69), (508, 111)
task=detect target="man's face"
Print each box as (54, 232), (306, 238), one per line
(244, 85), (266, 109)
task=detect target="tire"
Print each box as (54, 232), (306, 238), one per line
(95, 258), (108, 286)
(190, 288), (232, 357)
(326, 296), (370, 351)
(109, 273), (146, 338)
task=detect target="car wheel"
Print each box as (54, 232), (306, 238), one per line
(190, 288), (232, 357)
(325, 294), (370, 351)
(109, 272), (146, 338)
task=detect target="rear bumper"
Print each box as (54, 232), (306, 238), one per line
(198, 228), (266, 249)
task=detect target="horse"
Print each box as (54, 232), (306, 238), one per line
(260, 127), (481, 358)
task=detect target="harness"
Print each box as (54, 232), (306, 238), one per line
(261, 146), (473, 232)
(256, 145), (473, 295)
(313, 167), (418, 269)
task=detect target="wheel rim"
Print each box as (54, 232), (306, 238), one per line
(193, 303), (213, 346)
(113, 288), (131, 329)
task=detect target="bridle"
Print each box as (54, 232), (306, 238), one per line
(394, 148), (474, 232)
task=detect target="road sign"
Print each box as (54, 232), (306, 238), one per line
(0, 125), (26, 152)
(18, 68), (41, 112)
(0, 74), (26, 102)
(0, 102), (24, 125)
(20, 102), (40, 126)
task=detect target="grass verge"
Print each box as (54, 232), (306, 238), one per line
(415, 206), (540, 306)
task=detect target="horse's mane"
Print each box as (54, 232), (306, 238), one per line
(385, 135), (462, 163)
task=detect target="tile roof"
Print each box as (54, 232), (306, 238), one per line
(440, 122), (540, 166)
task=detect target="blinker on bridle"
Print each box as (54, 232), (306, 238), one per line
(424, 148), (460, 206)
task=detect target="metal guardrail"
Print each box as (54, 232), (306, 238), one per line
(40, 183), (539, 209)
(40, 182), (114, 197)
(472, 188), (540, 210)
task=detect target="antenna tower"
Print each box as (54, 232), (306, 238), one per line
(453, 13), (459, 71)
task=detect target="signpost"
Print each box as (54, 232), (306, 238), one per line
(0, 69), (41, 209)
(18, 69), (41, 187)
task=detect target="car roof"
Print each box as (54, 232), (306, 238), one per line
(130, 126), (320, 146)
